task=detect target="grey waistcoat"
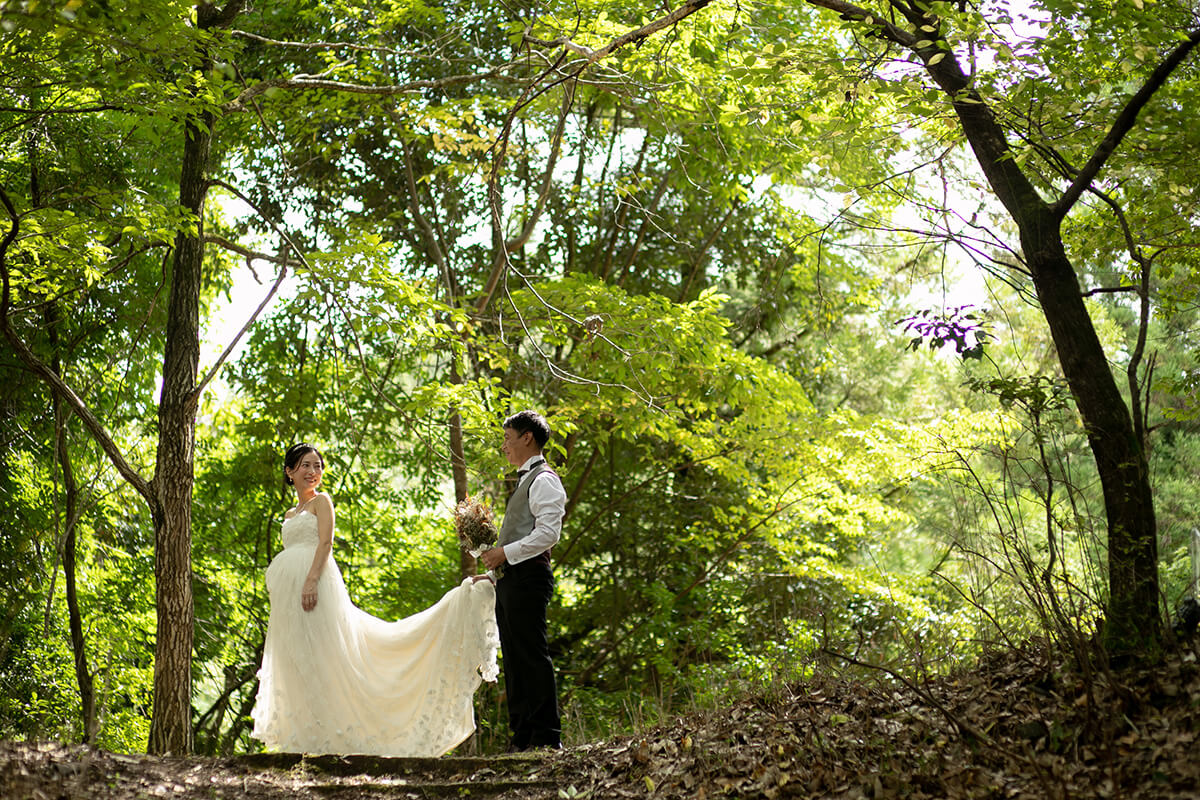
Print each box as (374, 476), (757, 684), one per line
(498, 460), (556, 548)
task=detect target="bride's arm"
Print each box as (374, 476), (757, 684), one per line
(301, 493), (335, 612)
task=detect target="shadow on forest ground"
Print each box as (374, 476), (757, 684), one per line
(4, 638), (1200, 799)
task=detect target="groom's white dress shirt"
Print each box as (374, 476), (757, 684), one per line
(502, 455), (566, 566)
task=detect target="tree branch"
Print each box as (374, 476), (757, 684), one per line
(614, 167), (674, 287)
(394, 133), (451, 285)
(677, 200), (739, 301)
(475, 50), (571, 314)
(1081, 182), (1157, 446)
(808, 0), (1057, 229)
(802, 0), (918, 48)
(221, 69), (508, 113)
(203, 234), (294, 265)
(0, 105), (124, 138)
(525, 0), (719, 64)
(229, 29), (425, 58)
(193, 180), (325, 411)
(477, 0), (718, 314)
(507, 81), (575, 256)
(0, 188), (18, 271)
(207, 182), (447, 459)
(206, 180), (308, 264)
(820, 646), (997, 745)
(599, 131), (652, 282)
(475, 79), (576, 313)
(191, 246), (288, 404)
(1053, 28), (1200, 218)
(0, 188), (154, 504)
(1079, 284), (1137, 298)
(198, 0), (246, 30)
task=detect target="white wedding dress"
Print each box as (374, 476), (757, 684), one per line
(251, 511), (499, 757)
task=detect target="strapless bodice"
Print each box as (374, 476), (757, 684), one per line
(281, 512), (320, 549)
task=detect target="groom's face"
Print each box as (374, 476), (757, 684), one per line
(501, 426), (535, 467)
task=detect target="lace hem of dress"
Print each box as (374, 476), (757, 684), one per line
(478, 598), (501, 683)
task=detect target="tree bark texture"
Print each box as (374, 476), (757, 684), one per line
(145, 0), (248, 754)
(147, 114), (210, 755)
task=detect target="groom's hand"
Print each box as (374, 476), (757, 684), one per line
(481, 546), (508, 571)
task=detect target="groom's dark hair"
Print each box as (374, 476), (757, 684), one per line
(504, 410), (551, 449)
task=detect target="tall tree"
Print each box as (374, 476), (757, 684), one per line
(3, 0), (724, 751)
(705, 0), (1200, 655)
(1, 0), (254, 753)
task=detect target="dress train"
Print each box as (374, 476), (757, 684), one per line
(251, 512), (499, 757)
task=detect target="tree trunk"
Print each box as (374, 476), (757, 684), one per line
(450, 402), (474, 580)
(57, 414), (99, 744)
(37, 131), (98, 741)
(146, 112), (211, 755)
(918, 48), (1162, 657)
(145, 0), (249, 752)
(1022, 228), (1160, 655)
(218, 670), (261, 755)
(448, 368), (477, 756)
(48, 304), (98, 744)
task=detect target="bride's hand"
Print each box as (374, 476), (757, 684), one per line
(469, 574), (494, 584)
(301, 578), (319, 611)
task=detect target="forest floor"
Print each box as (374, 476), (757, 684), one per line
(4, 637), (1200, 799)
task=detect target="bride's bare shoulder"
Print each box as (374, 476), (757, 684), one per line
(309, 492), (335, 513)
(283, 492), (334, 520)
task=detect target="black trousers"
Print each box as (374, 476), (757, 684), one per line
(494, 558), (560, 748)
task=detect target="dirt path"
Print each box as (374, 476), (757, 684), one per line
(6, 640), (1200, 799)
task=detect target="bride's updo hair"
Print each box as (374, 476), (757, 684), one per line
(283, 443), (324, 486)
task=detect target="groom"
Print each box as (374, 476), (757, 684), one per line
(480, 410), (566, 751)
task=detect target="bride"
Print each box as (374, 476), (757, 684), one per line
(251, 443), (499, 757)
